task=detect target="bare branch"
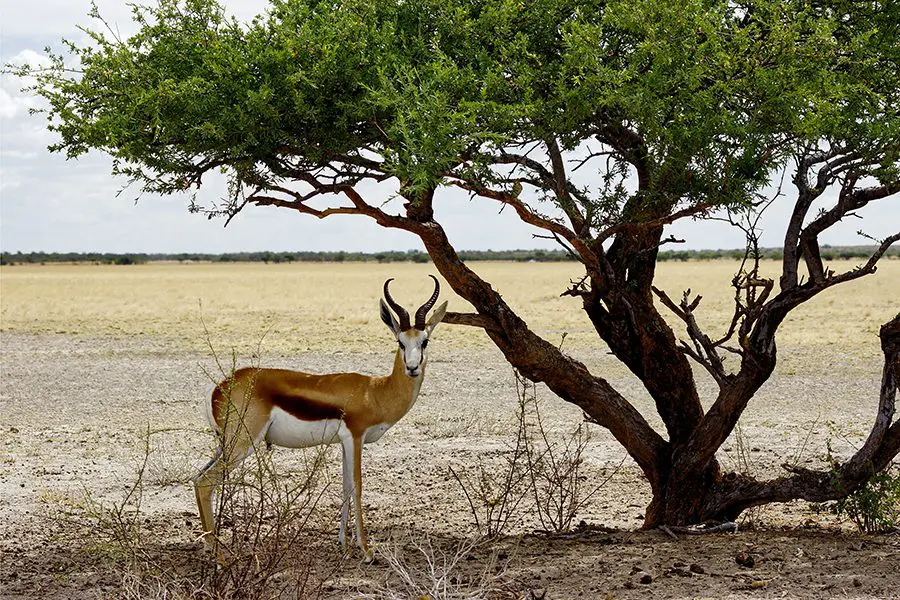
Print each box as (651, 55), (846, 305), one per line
(442, 312), (501, 332)
(652, 286), (731, 386)
(594, 201), (716, 244)
(571, 147), (616, 172)
(843, 315), (900, 474)
(706, 315), (900, 516)
(447, 179), (575, 240)
(784, 147), (899, 291)
(245, 176), (426, 236)
(445, 178), (603, 279)
(822, 231), (900, 288)
(545, 136), (588, 236)
(473, 146), (596, 224)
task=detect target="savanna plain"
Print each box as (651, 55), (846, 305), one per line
(1, 260), (898, 599)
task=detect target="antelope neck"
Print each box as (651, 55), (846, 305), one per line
(376, 348), (425, 421)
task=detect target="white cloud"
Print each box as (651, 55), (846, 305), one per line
(5, 49), (52, 70)
(0, 88), (17, 119)
(1, 49), (55, 123)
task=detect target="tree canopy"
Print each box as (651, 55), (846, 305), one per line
(17, 0), (900, 526)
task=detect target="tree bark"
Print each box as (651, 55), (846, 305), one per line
(692, 315), (900, 520)
(410, 217), (671, 493)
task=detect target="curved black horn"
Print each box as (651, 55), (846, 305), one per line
(414, 275), (441, 330)
(383, 278), (411, 330)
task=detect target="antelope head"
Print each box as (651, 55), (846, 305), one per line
(380, 275), (448, 377)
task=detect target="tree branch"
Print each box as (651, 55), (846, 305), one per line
(545, 136), (588, 236)
(442, 311), (501, 332)
(245, 178), (426, 236)
(706, 315), (900, 517)
(445, 178), (603, 278)
(652, 287), (731, 387)
(410, 214), (669, 488)
(783, 147), (899, 290)
(684, 232), (899, 482)
(593, 201), (716, 245)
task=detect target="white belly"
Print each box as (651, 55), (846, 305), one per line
(265, 407), (344, 448)
(364, 423), (392, 443)
(263, 408), (394, 448)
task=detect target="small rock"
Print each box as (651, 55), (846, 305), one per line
(9, 427), (19, 433)
(853, 578), (862, 587)
(630, 565), (644, 574)
(639, 572), (653, 585)
(735, 551), (756, 568)
(689, 563), (705, 574)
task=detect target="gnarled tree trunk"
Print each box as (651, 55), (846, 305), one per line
(397, 175), (899, 528)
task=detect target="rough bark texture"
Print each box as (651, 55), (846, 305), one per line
(416, 219), (670, 489)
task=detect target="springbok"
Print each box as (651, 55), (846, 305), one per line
(194, 276), (448, 560)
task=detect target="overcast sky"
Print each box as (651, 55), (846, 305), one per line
(2, 1), (898, 254)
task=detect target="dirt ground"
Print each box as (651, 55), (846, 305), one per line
(1, 261), (899, 598)
(1, 331), (898, 599)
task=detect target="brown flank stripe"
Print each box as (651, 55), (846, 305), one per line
(269, 393), (345, 422)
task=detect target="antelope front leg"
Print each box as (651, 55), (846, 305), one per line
(352, 434), (374, 561)
(339, 437), (353, 550)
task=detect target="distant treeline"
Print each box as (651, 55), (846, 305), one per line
(1, 246), (897, 266)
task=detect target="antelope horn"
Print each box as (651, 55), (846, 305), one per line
(414, 275), (441, 330)
(383, 278), (411, 331)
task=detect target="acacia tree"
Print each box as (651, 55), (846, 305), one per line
(19, 0), (899, 526)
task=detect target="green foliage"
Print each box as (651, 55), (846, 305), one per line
(11, 0), (897, 227)
(825, 467), (900, 534)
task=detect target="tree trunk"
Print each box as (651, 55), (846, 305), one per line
(644, 462), (725, 526)
(403, 194), (898, 530)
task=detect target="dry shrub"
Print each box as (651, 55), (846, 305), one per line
(516, 373), (618, 533)
(38, 421), (343, 599)
(448, 395), (532, 538)
(360, 532), (515, 600)
(450, 371), (621, 538)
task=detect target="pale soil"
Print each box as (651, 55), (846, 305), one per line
(1, 261), (899, 598)
(1, 332), (898, 599)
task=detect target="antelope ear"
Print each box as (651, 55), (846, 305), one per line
(425, 300), (449, 335)
(380, 299), (400, 334)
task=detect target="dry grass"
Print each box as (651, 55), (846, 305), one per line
(2, 259), (897, 357)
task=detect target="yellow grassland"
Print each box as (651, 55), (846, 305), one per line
(1, 260), (897, 357)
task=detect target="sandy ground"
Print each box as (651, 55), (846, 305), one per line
(1, 328), (898, 599)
